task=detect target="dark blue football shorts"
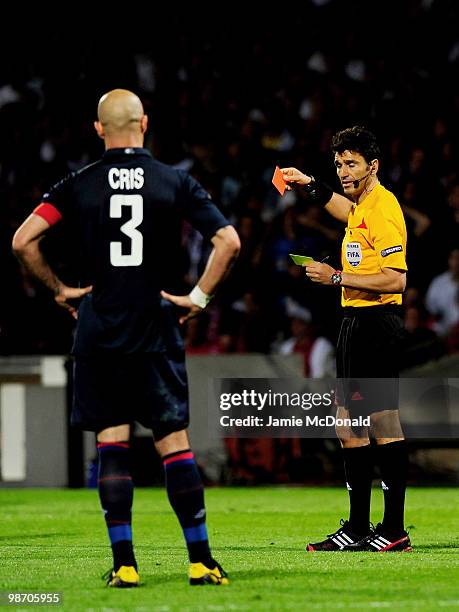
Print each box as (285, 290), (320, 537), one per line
(72, 351), (189, 440)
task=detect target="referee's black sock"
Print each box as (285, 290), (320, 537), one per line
(97, 442), (136, 572)
(376, 440), (408, 535)
(342, 445), (373, 535)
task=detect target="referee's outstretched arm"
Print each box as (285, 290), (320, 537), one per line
(281, 167), (353, 223)
(161, 225), (240, 324)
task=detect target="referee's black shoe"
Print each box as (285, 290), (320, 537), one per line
(342, 523), (412, 552)
(306, 519), (369, 551)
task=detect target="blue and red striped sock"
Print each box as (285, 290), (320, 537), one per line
(97, 442), (136, 571)
(163, 449), (212, 565)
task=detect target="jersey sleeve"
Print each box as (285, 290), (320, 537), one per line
(369, 206), (407, 271)
(179, 172), (230, 240)
(33, 173), (76, 226)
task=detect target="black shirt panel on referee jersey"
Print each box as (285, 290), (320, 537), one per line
(41, 148), (230, 355)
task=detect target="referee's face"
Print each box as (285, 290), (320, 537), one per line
(334, 150), (373, 198)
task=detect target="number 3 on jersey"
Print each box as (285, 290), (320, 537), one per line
(110, 195), (143, 266)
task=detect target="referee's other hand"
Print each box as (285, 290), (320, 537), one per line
(280, 167), (313, 191)
(160, 290), (202, 325)
(304, 261), (335, 285)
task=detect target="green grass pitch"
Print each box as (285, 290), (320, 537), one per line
(1, 487), (458, 611)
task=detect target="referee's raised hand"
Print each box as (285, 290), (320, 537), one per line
(280, 167), (313, 190)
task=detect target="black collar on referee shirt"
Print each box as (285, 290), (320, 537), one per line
(102, 147), (153, 160)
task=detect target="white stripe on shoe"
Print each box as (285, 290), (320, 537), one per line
(341, 532), (354, 544)
(337, 535), (349, 547)
(332, 536), (346, 548)
(374, 538), (390, 548)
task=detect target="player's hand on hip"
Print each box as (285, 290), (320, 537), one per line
(54, 284), (93, 319)
(304, 262), (335, 285)
(280, 167), (313, 190)
(160, 290), (203, 325)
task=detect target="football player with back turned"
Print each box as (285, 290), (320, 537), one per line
(13, 89), (240, 585)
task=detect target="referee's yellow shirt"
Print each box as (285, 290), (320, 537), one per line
(341, 183), (407, 307)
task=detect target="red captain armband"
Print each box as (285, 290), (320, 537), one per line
(33, 203), (63, 226)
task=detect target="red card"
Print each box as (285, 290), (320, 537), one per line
(272, 166), (286, 196)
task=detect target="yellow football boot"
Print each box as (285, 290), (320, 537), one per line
(105, 565), (140, 588)
(189, 561), (229, 585)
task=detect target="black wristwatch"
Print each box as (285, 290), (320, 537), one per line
(331, 271), (342, 286)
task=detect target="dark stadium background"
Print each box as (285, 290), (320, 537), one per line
(0, 1), (458, 485)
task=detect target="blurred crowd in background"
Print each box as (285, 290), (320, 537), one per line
(1, 1), (459, 374)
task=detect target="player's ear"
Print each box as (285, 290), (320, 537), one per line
(94, 121), (105, 139)
(370, 159), (379, 174)
(141, 114), (148, 134)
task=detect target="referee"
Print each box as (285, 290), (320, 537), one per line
(281, 126), (411, 552)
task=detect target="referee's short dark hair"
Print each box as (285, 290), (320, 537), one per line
(332, 126), (380, 164)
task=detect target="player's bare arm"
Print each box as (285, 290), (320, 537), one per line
(161, 225), (240, 324)
(305, 261), (406, 293)
(12, 213), (92, 319)
(280, 167), (353, 223)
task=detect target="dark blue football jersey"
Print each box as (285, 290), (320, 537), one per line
(40, 147), (230, 355)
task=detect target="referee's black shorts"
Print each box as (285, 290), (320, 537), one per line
(335, 305), (407, 414)
(71, 350), (189, 440)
